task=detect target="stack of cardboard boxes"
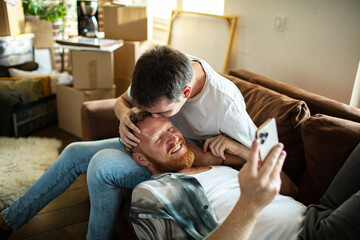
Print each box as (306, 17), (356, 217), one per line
(57, 3), (152, 138)
(56, 45), (118, 138)
(103, 3), (152, 96)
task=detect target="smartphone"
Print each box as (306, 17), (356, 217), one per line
(256, 118), (279, 161)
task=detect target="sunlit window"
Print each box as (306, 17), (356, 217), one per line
(148, 0), (178, 19)
(182, 0), (224, 15)
(148, 0), (224, 20)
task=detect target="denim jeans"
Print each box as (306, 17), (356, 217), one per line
(1, 137), (152, 240)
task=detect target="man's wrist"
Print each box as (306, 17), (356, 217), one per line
(236, 196), (263, 218)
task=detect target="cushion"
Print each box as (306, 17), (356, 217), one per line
(223, 74), (311, 181)
(8, 68), (63, 94)
(8, 67), (48, 78)
(301, 114), (360, 196)
(0, 77), (51, 97)
(0, 61), (39, 77)
(0, 79), (43, 101)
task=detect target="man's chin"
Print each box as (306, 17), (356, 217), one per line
(160, 150), (195, 173)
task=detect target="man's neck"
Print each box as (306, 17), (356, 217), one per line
(177, 165), (211, 175)
(189, 61), (206, 98)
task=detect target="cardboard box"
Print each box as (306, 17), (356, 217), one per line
(114, 40), (152, 78)
(103, 4), (149, 41)
(72, 50), (114, 90)
(24, 17), (54, 49)
(56, 84), (116, 138)
(0, 0), (25, 36)
(115, 76), (131, 97)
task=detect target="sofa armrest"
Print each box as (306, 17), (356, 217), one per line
(81, 98), (119, 141)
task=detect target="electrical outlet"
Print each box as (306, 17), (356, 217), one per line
(274, 15), (286, 31)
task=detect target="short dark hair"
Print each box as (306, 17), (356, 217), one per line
(129, 110), (151, 127)
(130, 45), (193, 108)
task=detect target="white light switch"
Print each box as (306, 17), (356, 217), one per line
(274, 16), (286, 31)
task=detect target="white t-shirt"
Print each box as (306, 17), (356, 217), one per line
(192, 166), (306, 240)
(127, 55), (257, 148)
(169, 55), (257, 148)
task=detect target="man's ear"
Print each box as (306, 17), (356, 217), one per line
(132, 152), (150, 167)
(182, 85), (192, 98)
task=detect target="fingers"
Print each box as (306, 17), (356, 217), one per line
(119, 110), (142, 148)
(125, 117), (141, 134)
(203, 138), (211, 153)
(120, 126), (140, 148)
(270, 150), (286, 183)
(247, 140), (260, 175)
(237, 141), (286, 211)
(259, 143), (285, 180)
(203, 136), (227, 160)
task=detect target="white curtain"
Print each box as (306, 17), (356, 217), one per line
(350, 60), (360, 108)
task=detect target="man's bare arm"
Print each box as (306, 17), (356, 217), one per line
(189, 143), (247, 167)
(203, 135), (250, 160)
(114, 92), (133, 121)
(192, 135), (298, 197)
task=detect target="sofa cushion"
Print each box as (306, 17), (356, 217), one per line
(223, 74), (311, 181)
(301, 114), (360, 197)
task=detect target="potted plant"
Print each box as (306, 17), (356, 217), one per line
(22, 0), (67, 23)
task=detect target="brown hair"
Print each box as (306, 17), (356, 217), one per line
(129, 110), (151, 127)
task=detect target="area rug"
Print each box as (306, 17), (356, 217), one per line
(0, 137), (62, 210)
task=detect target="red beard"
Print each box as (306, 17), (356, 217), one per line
(147, 139), (194, 173)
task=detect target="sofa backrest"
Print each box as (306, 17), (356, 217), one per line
(229, 69), (360, 123)
(224, 74), (310, 183)
(225, 70), (360, 205)
(298, 114), (360, 204)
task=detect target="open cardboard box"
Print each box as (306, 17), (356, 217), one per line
(56, 83), (116, 138)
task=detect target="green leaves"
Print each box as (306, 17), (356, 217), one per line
(22, 0), (68, 23)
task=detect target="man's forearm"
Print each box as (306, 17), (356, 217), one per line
(114, 92), (134, 121)
(206, 198), (260, 240)
(189, 144), (247, 167)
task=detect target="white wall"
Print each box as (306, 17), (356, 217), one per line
(224, 0), (360, 104)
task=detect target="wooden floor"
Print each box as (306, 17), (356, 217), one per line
(7, 123), (90, 240)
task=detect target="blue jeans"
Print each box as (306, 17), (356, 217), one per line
(1, 137), (152, 240)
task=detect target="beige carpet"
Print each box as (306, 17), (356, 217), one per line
(0, 137), (62, 210)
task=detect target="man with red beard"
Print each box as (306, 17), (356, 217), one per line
(128, 111), (306, 240)
(129, 112), (360, 240)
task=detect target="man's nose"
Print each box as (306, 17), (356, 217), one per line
(165, 132), (179, 143)
(151, 113), (162, 118)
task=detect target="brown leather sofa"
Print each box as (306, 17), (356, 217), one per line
(81, 69), (360, 239)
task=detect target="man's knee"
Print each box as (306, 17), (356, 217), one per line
(86, 149), (129, 185)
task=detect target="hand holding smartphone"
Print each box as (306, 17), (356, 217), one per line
(256, 118), (279, 161)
